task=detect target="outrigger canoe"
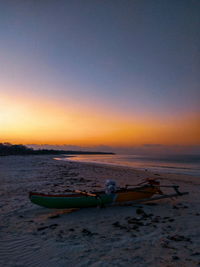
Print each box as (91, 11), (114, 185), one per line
(29, 183), (162, 209)
(29, 179), (189, 209)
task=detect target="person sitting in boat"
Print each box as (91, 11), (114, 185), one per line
(105, 179), (117, 194)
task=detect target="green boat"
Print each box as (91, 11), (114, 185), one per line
(29, 191), (115, 209)
(29, 184), (161, 209)
(29, 178), (189, 209)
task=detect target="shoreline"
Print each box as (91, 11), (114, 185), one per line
(56, 154), (200, 177)
(1, 155), (200, 266)
(55, 156), (200, 186)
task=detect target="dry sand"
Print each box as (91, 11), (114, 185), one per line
(0, 155), (200, 267)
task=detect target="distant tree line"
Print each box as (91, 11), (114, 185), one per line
(0, 143), (114, 156)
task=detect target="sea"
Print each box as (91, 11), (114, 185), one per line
(57, 154), (200, 176)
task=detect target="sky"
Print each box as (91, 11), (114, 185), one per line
(0, 0), (199, 149)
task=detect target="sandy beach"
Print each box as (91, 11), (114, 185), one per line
(0, 155), (200, 267)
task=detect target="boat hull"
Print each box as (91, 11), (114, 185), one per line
(29, 192), (114, 209)
(29, 186), (158, 209)
(115, 187), (157, 202)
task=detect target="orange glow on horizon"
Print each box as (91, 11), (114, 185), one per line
(1, 93), (199, 146)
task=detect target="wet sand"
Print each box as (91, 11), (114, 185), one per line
(0, 155), (200, 266)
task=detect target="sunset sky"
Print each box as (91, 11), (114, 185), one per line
(0, 1), (199, 148)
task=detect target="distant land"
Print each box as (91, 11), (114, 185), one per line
(28, 144), (200, 156)
(0, 143), (114, 156)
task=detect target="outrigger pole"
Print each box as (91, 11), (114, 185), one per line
(120, 183), (189, 205)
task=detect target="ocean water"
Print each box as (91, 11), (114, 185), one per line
(59, 154), (200, 176)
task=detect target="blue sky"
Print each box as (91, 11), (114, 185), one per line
(0, 1), (199, 147)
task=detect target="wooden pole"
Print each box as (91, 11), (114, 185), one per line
(74, 190), (97, 197)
